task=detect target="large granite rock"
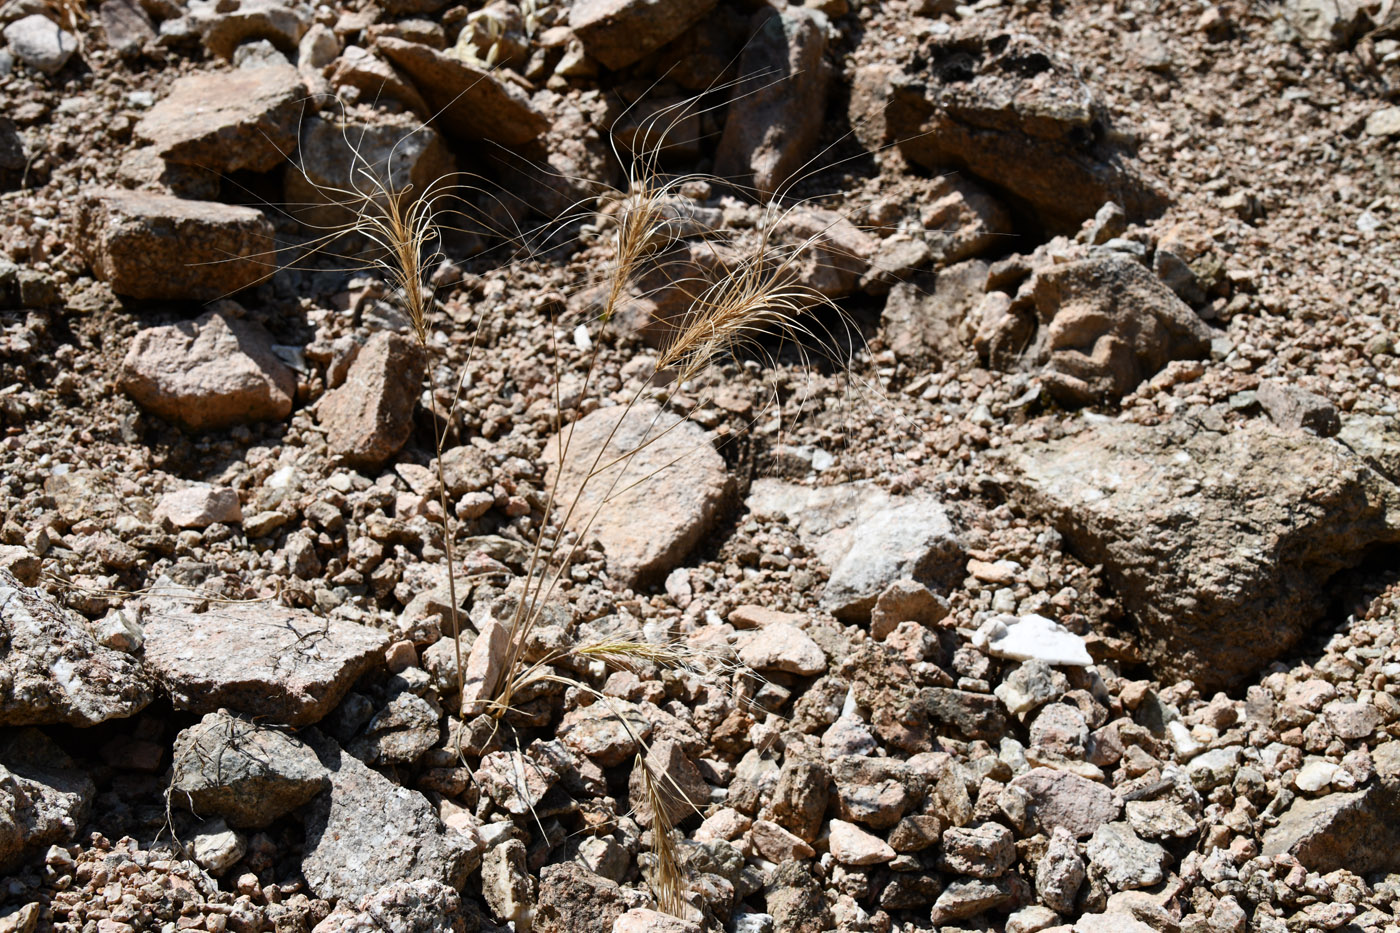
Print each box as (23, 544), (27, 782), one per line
(78, 189), (274, 300)
(171, 710), (330, 828)
(312, 880), (468, 933)
(134, 64), (306, 174)
(568, 0), (718, 70)
(543, 401), (732, 588)
(995, 418), (1400, 690)
(747, 479), (963, 619)
(376, 38), (548, 145)
(302, 732), (480, 903)
(140, 601), (389, 726)
(120, 307), (295, 431)
(0, 730), (95, 873)
(714, 6), (828, 201)
(318, 332), (425, 470)
(874, 29), (1166, 233)
(0, 571), (152, 727)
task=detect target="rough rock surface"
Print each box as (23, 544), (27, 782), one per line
(170, 710), (329, 828)
(881, 259), (988, 368)
(78, 189), (274, 300)
(568, 0), (718, 70)
(747, 478), (963, 618)
(120, 308), (295, 431)
(302, 732), (480, 902)
(544, 401), (732, 587)
(318, 332), (426, 470)
(997, 418), (1400, 689)
(0, 571), (152, 727)
(0, 730), (95, 872)
(533, 862), (625, 933)
(881, 29), (1166, 232)
(133, 64), (306, 173)
(714, 6), (828, 200)
(4, 14), (78, 74)
(140, 601), (389, 726)
(311, 880), (466, 933)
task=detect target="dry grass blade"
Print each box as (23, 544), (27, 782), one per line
(634, 751), (687, 919)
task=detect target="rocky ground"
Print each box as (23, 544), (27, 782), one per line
(3, 0), (1400, 929)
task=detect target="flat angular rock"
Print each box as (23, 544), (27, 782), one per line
(121, 308), (294, 431)
(977, 613), (1091, 667)
(747, 478), (962, 619)
(347, 691), (442, 766)
(1085, 822), (1167, 890)
(714, 6), (828, 201)
(0, 730), (95, 872)
(1262, 745), (1400, 873)
(134, 64), (305, 173)
(171, 710), (329, 828)
(154, 486), (243, 529)
(312, 880), (467, 933)
(376, 38), (548, 146)
(187, 0), (312, 59)
(1010, 769), (1121, 839)
(828, 819), (895, 866)
(568, 0), (718, 70)
(881, 29), (1165, 233)
(318, 332), (425, 470)
(329, 46), (430, 115)
(737, 622), (826, 676)
(0, 570), (152, 727)
(99, 0), (156, 56)
(4, 14), (78, 74)
(995, 418), (1400, 690)
(79, 189), (274, 300)
(302, 731), (480, 902)
(882, 259), (988, 368)
(628, 738), (709, 826)
(544, 402), (732, 588)
(929, 877), (1024, 925)
(140, 601), (389, 726)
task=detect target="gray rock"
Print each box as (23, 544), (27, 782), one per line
(533, 862), (625, 933)
(1036, 826), (1085, 913)
(481, 838), (533, 929)
(134, 64), (305, 173)
(881, 259), (988, 369)
(568, 0), (717, 70)
(1338, 414), (1400, 485)
(121, 308), (293, 432)
(765, 759), (829, 842)
(929, 876), (1026, 925)
(544, 402), (732, 588)
(880, 30), (1166, 233)
(747, 478), (963, 619)
(1257, 380), (1340, 436)
(190, 818), (245, 875)
(170, 710), (329, 829)
(938, 822), (1015, 878)
(921, 688), (1008, 741)
(318, 332), (425, 470)
(1276, 0), (1372, 46)
(3, 14), (77, 73)
(714, 6), (828, 201)
(1010, 769), (1121, 839)
(1085, 822), (1168, 890)
(187, 0), (311, 59)
(140, 601), (389, 727)
(99, 0), (156, 56)
(995, 417), (1400, 690)
(766, 859), (832, 933)
(0, 571), (152, 727)
(311, 880), (467, 933)
(79, 189), (275, 300)
(347, 691), (442, 766)
(0, 729), (95, 872)
(302, 731), (480, 902)
(1262, 745), (1400, 873)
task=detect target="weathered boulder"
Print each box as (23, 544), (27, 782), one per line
(714, 6), (828, 201)
(376, 38), (548, 145)
(79, 190), (274, 300)
(3, 14), (77, 74)
(0, 730), (95, 872)
(876, 29), (1166, 233)
(312, 880), (467, 933)
(1025, 254), (1213, 406)
(302, 731), (481, 902)
(318, 332), (426, 470)
(140, 601), (389, 726)
(543, 401), (732, 587)
(568, 0), (718, 70)
(534, 863), (626, 933)
(0, 571), (152, 727)
(995, 418), (1400, 690)
(284, 111), (454, 231)
(170, 710), (329, 828)
(134, 64), (305, 173)
(747, 478), (963, 619)
(120, 308), (294, 431)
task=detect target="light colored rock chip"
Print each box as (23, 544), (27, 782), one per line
(140, 601), (389, 726)
(311, 880), (465, 933)
(154, 486), (243, 529)
(747, 478), (962, 619)
(613, 909), (702, 933)
(737, 622), (826, 676)
(827, 819), (895, 866)
(750, 819), (815, 862)
(977, 613), (1092, 667)
(544, 402), (732, 587)
(318, 332), (425, 470)
(3, 14), (77, 74)
(1085, 822), (1168, 890)
(134, 64), (305, 173)
(80, 189), (275, 300)
(188, 0), (311, 59)
(190, 819), (245, 875)
(0, 570), (152, 727)
(1010, 769), (1121, 839)
(120, 308), (294, 431)
(568, 0), (718, 70)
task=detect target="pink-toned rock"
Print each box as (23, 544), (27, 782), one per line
(80, 189), (274, 300)
(154, 486), (243, 529)
(751, 819), (816, 862)
(737, 622), (826, 676)
(543, 402), (731, 588)
(459, 618), (507, 716)
(827, 819), (895, 866)
(628, 738), (709, 827)
(120, 308), (294, 431)
(569, 0), (717, 70)
(613, 909), (702, 933)
(318, 332), (425, 469)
